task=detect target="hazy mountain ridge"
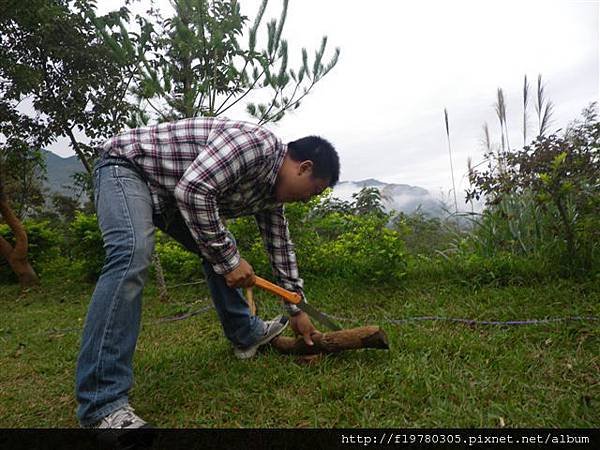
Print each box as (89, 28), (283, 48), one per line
(333, 179), (446, 216)
(43, 150), (85, 197)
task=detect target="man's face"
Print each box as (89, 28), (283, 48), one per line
(275, 161), (330, 203)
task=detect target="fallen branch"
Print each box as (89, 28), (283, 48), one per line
(270, 326), (389, 355)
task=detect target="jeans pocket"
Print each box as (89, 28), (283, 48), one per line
(113, 163), (144, 182)
(113, 165), (154, 212)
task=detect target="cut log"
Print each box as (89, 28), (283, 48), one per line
(270, 326), (389, 355)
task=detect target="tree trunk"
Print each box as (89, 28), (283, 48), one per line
(270, 326), (389, 355)
(65, 127), (92, 175)
(0, 185), (39, 288)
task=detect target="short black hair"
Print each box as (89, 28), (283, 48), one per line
(287, 136), (340, 187)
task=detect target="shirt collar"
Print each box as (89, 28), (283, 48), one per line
(266, 142), (287, 192)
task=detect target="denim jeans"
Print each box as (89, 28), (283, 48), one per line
(75, 155), (266, 426)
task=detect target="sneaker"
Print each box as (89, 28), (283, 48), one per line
(91, 404), (149, 429)
(233, 315), (289, 359)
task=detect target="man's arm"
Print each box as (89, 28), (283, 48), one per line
(173, 127), (264, 275)
(254, 206), (305, 316)
(256, 206), (318, 345)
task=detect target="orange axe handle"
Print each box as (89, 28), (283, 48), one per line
(254, 276), (302, 304)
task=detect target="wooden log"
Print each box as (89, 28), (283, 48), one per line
(270, 326), (389, 355)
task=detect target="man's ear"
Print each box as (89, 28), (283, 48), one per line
(298, 160), (313, 175)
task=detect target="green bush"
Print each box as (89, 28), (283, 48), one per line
(68, 212), (104, 281)
(227, 216), (270, 276)
(467, 104), (600, 273)
(391, 210), (462, 256)
(460, 193), (560, 257)
(229, 204), (408, 284)
(67, 214), (205, 283)
(153, 231), (203, 281)
(457, 192), (599, 276)
(0, 220), (62, 263)
(303, 213), (407, 282)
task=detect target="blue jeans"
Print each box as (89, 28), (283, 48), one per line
(75, 156), (267, 426)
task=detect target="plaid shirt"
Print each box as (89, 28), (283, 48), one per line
(103, 117), (304, 306)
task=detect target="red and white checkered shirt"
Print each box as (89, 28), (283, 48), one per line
(103, 117), (304, 298)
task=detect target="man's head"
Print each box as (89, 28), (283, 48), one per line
(274, 136), (340, 203)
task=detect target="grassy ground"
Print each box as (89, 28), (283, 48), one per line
(1, 264), (599, 428)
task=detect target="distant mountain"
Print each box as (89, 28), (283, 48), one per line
(350, 178), (388, 188)
(44, 150), (85, 196)
(333, 179), (447, 216)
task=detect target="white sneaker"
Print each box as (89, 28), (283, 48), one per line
(91, 404), (149, 429)
(233, 315), (289, 359)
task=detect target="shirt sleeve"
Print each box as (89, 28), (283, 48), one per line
(173, 126), (265, 274)
(255, 206), (305, 315)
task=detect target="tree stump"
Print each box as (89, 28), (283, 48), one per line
(270, 326), (389, 355)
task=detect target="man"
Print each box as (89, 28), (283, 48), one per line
(75, 117), (340, 428)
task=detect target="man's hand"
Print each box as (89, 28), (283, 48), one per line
(290, 311), (319, 346)
(224, 258), (256, 288)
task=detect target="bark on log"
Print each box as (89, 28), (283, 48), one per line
(270, 326), (389, 355)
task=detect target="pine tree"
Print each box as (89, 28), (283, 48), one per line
(90, 0), (340, 123)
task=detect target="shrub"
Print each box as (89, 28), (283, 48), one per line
(391, 210), (462, 256)
(153, 231), (203, 282)
(68, 212), (104, 281)
(229, 203), (408, 284)
(303, 213), (407, 282)
(227, 216), (270, 276)
(60, 195), (411, 286)
(467, 103), (600, 273)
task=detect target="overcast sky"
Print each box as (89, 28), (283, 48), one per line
(51, 0), (599, 199)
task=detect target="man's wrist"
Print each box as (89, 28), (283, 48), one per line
(212, 249), (241, 275)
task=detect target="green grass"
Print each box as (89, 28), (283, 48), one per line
(1, 264), (599, 428)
